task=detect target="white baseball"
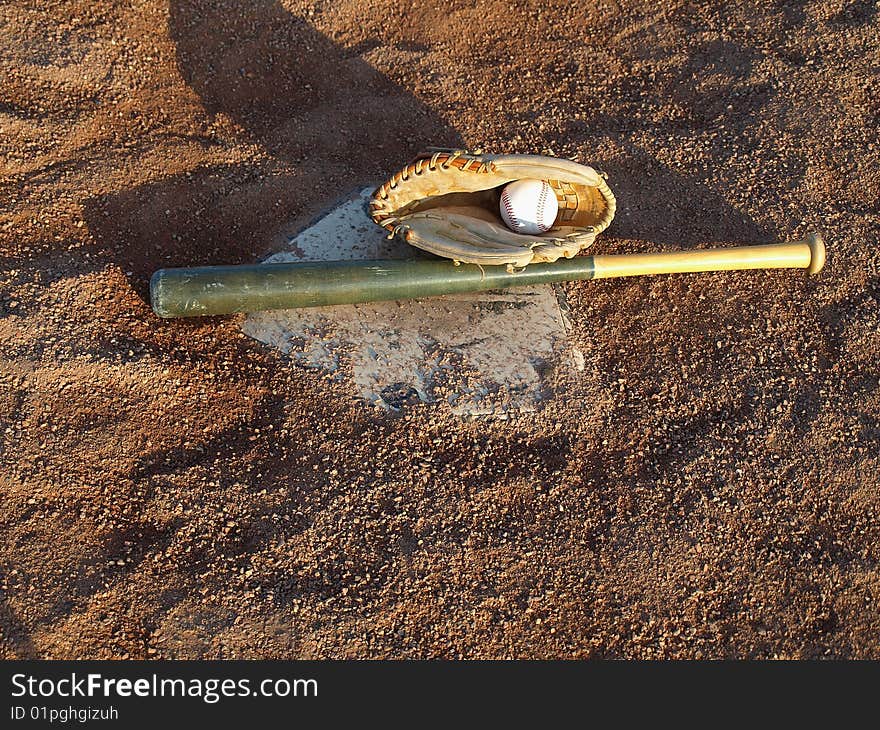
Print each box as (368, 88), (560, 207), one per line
(499, 179), (559, 235)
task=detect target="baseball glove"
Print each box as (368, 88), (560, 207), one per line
(369, 149), (616, 269)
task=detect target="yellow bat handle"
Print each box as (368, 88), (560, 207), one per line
(590, 232), (826, 280)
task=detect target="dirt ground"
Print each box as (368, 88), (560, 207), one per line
(1, 0), (878, 659)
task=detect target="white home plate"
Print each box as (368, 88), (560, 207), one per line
(242, 188), (581, 416)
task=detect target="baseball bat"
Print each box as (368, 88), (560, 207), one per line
(150, 232), (825, 318)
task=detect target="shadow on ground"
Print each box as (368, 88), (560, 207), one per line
(0, 598), (38, 659)
(600, 136), (771, 248)
(82, 0), (463, 297)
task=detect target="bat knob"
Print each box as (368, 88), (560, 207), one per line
(805, 231), (826, 276)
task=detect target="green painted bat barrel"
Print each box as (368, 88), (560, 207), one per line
(149, 234), (824, 318)
(150, 258), (597, 318)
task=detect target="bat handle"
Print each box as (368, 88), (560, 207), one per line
(587, 232), (826, 281)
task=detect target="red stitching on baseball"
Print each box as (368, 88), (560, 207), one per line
(502, 191), (520, 230)
(537, 182), (549, 231)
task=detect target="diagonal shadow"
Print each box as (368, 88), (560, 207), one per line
(598, 135), (772, 248)
(80, 0), (463, 298)
(0, 597), (39, 659)
(559, 32), (792, 248)
(169, 0), (453, 169)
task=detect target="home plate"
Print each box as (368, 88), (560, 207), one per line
(241, 188), (583, 416)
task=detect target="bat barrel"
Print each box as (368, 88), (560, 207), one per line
(150, 233), (825, 318)
(149, 257), (596, 317)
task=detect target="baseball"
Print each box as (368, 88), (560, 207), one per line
(499, 179), (559, 235)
